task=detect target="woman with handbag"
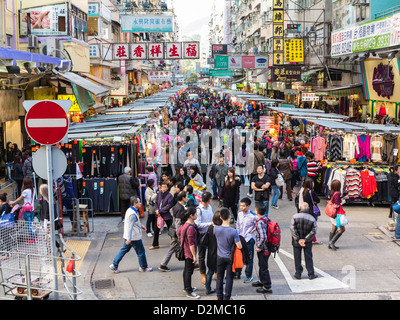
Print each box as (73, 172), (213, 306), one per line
(328, 180), (349, 251)
(302, 178), (321, 244)
(219, 168), (241, 222)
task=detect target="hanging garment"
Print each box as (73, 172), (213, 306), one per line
(382, 134), (398, 164)
(329, 135), (343, 162)
(370, 135), (384, 163)
(355, 135), (371, 162)
(345, 169), (362, 198)
(343, 134), (359, 161)
(360, 169), (377, 199)
(311, 136), (326, 161)
(327, 167), (347, 194)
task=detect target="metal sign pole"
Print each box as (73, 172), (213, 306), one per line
(46, 145), (59, 300)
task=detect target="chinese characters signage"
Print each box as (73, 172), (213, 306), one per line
(148, 71), (172, 82)
(302, 93), (319, 101)
(209, 69), (233, 77)
(130, 43), (147, 59)
(183, 42), (200, 59)
(113, 43), (129, 60)
(148, 43), (165, 59)
(270, 66), (302, 83)
(110, 42), (199, 60)
(284, 39), (304, 62)
(121, 14), (174, 33)
(331, 13), (400, 57)
(212, 44), (228, 57)
(166, 42), (182, 59)
(273, 0), (285, 65)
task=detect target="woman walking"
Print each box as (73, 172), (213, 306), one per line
(269, 159), (281, 210)
(279, 151), (293, 201)
(219, 167), (241, 222)
(328, 180), (348, 250)
(177, 206), (200, 299)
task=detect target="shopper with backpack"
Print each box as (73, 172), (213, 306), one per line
(252, 204), (273, 294)
(290, 202), (318, 280)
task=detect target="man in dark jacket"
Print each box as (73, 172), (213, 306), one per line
(290, 202), (318, 280)
(118, 167), (140, 219)
(150, 181), (175, 250)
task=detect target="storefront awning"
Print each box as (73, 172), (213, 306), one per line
(315, 83), (363, 98)
(81, 73), (119, 90)
(54, 71), (110, 98)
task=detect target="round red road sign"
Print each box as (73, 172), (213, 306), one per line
(25, 100), (69, 145)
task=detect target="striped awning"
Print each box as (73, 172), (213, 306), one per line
(315, 83), (363, 98)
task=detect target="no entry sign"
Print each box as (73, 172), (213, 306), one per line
(25, 100), (70, 145)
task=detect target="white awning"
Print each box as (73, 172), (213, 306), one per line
(54, 71), (110, 98)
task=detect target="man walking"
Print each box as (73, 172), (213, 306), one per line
(290, 202), (318, 280)
(109, 196), (152, 273)
(252, 204), (273, 294)
(214, 208), (242, 300)
(251, 165), (271, 216)
(215, 157), (228, 197)
(118, 167), (140, 220)
(195, 191), (214, 285)
(236, 197), (257, 283)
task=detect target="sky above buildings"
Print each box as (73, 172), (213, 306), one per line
(173, 0), (215, 39)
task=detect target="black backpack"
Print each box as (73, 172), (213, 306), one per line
(175, 224), (194, 261)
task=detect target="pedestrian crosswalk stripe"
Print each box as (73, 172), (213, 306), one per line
(274, 249), (350, 293)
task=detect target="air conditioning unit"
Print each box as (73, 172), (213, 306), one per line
(28, 35), (39, 49)
(41, 38), (63, 57)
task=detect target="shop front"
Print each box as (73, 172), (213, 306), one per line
(360, 57), (400, 124)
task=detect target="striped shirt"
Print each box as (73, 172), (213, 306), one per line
(307, 160), (320, 177)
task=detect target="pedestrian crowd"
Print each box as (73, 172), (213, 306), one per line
(108, 86), (351, 299)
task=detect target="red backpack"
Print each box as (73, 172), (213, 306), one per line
(261, 217), (281, 255)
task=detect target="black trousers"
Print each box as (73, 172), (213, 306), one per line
(293, 244), (315, 276)
(120, 198), (130, 219)
(152, 218), (172, 247)
(198, 234), (207, 274)
(183, 258), (195, 293)
(257, 251), (272, 289)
